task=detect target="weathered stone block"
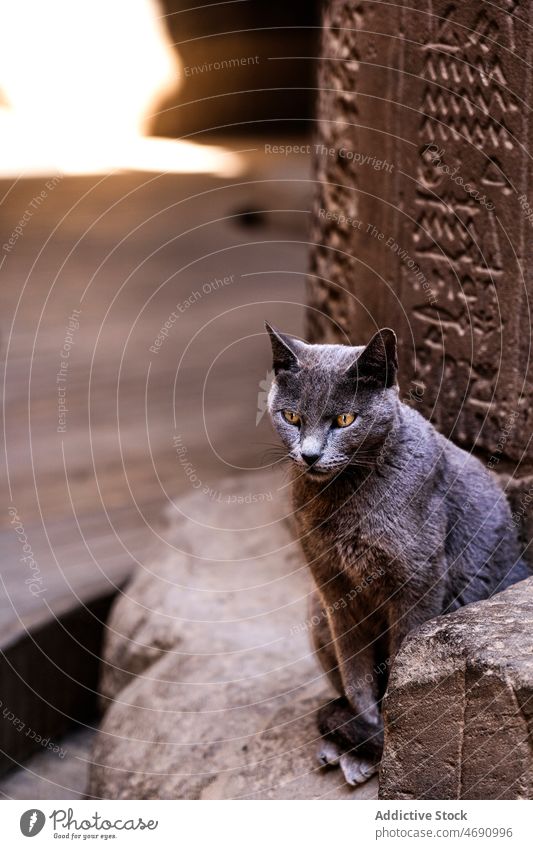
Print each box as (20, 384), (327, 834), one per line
(379, 577), (533, 799)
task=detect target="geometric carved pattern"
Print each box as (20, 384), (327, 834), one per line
(308, 0), (531, 470)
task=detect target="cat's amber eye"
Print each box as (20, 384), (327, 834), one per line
(282, 410), (301, 426)
(336, 413), (356, 428)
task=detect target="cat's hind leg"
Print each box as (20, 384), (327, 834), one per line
(310, 597), (383, 780)
(312, 636), (383, 785)
(308, 592), (345, 766)
(315, 612), (385, 783)
(308, 591), (343, 695)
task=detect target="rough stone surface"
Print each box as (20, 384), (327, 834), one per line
(379, 577), (533, 800)
(88, 473), (377, 800)
(307, 0), (533, 559)
(0, 728), (94, 800)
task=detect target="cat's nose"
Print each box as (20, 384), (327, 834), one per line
(302, 451), (321, 466)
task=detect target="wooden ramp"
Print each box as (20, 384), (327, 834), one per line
(0, 145), (310, 783)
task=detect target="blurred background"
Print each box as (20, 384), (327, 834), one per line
(0, 0), (321, 798)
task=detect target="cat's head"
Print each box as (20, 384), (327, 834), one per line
(266, 323), (399, 480)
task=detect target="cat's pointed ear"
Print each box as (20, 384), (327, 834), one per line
(265, 322), (302, 375)
(348, 328), (398, 388)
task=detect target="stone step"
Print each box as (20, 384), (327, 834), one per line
(0, 507), (157, 777)
(88, 473), (378, 800)
(0, 727), (95, 800)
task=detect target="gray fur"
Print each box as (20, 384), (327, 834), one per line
(266, 323), (530, 778)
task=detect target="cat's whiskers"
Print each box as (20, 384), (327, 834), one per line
(349, 460), (377, 469)
(258, 442), (292, 465)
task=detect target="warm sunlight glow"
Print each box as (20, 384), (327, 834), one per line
(0, 0), (243, 178)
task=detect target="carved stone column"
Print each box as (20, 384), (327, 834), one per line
(308, 0), (533, 557)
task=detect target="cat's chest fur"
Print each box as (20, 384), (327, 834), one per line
(293, 472), (412, 587)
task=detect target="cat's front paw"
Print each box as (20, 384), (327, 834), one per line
(316, 738), (379, 785)
(317, 697), (384, 759)
(316, 738), (342, 767)
(316, 697), (383, 785)
(339, 752), (379, 785)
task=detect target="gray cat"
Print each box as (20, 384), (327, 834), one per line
(266, 323), (529, 786)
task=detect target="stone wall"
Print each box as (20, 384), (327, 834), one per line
(307, 0), (533, 561)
